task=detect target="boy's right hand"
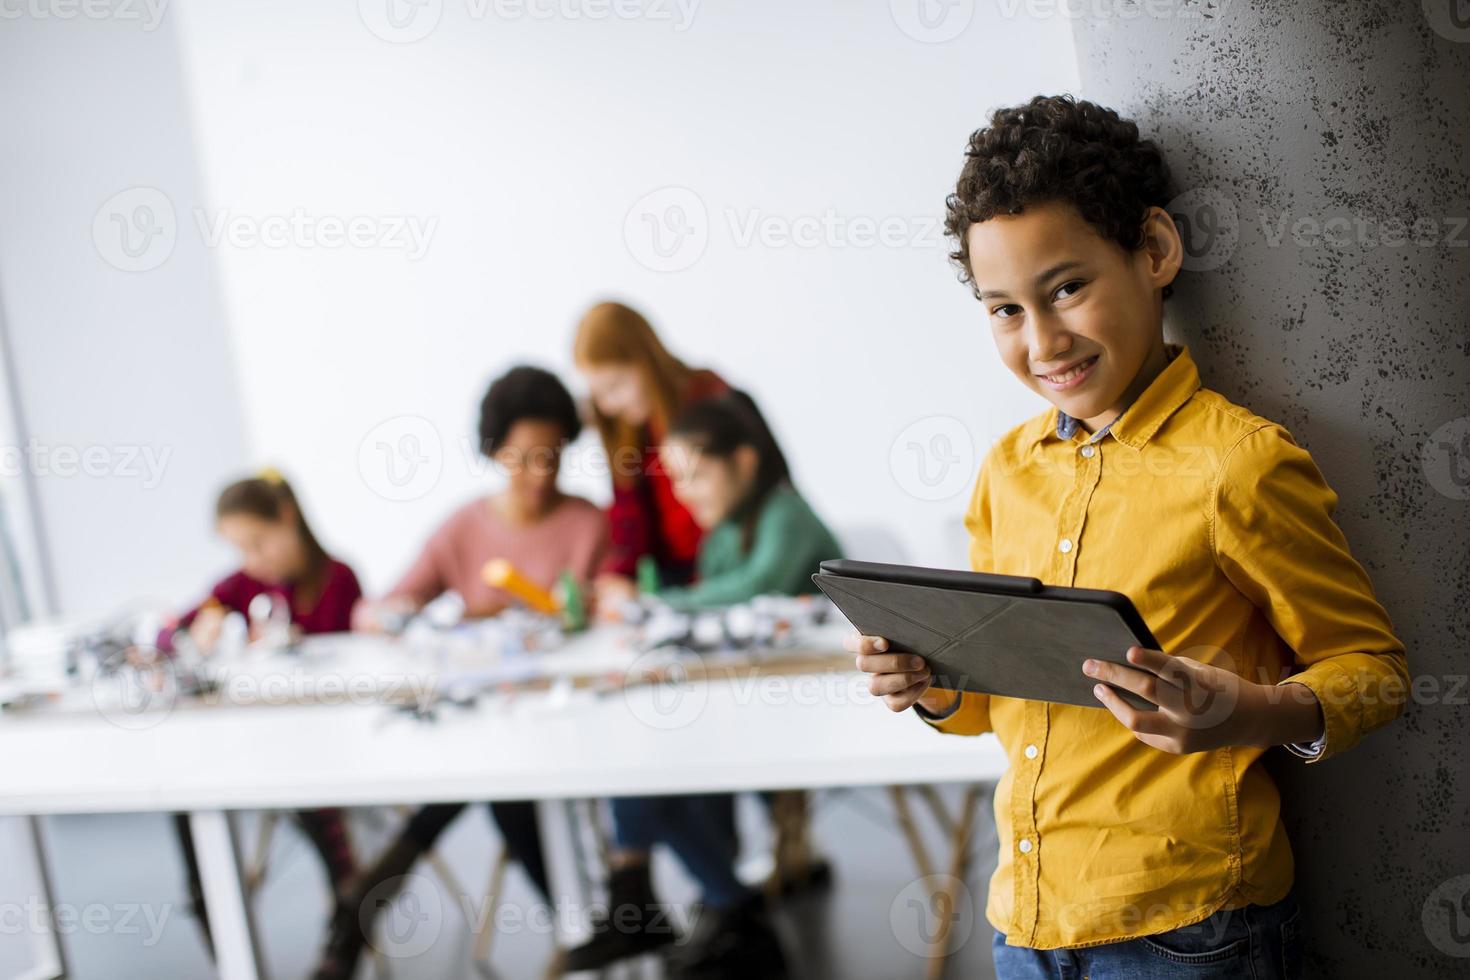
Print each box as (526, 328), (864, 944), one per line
(847, 633), (960, 715)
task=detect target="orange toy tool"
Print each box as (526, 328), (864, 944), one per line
(482, 559), (560, 615)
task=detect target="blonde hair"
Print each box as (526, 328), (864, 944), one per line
(573, 301), (696, 487)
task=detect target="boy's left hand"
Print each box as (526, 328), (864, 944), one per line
(1085, 645), (1323, 754)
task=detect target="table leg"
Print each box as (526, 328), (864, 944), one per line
(888, 784), (986, 980)
(3, 815), (66, 980)
(188, 810), (267, 980)
(535, 798), (592, 947)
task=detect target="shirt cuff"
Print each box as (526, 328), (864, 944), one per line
(913, 693), (963, 723)
(1284, 732), (1327, 760)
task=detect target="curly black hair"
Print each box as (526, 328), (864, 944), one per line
(477, 365), (583, 455)
(944, 94), (1175, 301)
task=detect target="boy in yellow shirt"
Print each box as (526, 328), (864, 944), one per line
(853, 94), (1407, 978)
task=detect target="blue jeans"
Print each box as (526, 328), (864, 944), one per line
(611, 793), (751, 909)
(992, 892), (1303, 979)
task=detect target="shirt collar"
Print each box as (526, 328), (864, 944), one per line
(1047, 342), (1199, 450)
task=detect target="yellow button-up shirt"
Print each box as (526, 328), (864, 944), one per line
(924, 342), (1408, 949)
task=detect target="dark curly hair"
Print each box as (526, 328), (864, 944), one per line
(477, 365), (583, 456)
(944, 94), (1175, 301)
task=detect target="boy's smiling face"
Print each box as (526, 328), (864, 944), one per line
(965, 199), (1182, 433)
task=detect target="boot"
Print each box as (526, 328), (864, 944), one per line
(665, 891), (788, 980)
(562, 861), (679, 971)
(311, 832), (422, 980)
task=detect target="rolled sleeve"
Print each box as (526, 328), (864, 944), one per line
(1212, 424), (1409, 762)
(915, 690), (992, 736)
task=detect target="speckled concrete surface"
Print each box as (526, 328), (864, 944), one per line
(1070, 2), (1470, 977)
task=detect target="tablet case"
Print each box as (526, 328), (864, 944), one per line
(813, 559), (1159, 711)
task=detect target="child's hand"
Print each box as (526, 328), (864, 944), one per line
(1085, 645), (1325, 753)
(187, 606), (226, 654)
(592, 574), (638, 620)
(848, 633), (959, 715)
(350, 597), (418, 634)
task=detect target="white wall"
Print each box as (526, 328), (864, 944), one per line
(1, 1), (1080, 614)
(169, 0), (1080, 595)
(0, 9), (249, 618)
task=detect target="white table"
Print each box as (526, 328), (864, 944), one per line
(0, 626), (1008, 979)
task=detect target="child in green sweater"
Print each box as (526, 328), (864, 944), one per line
(564, 391), (841, 980)
(656, 390), (842, 610)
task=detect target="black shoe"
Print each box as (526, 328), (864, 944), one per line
(562, 863), (680, 971)
(311, 901), (368, 980)
(773, 855), (835, 899)
(665, 892), (788, 980)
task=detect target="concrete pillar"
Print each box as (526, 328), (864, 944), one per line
(1070, 3), (1469, 976)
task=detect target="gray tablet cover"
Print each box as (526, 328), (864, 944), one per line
(814, 562), (1158, 711)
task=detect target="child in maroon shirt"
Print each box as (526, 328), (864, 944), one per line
(167, 472), (359, 959)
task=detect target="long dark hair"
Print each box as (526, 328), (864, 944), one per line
(216, 471), (330, 596)
(668, 390), (791, 553)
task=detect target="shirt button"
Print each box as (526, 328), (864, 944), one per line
(1024, 744), (1038, 759)
(1058, 538), (1073, 554)
(1018, 838), (1034, 854)
(1080, 445), (1096, 458)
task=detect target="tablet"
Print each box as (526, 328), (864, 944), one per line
(813, 559), (1160, 711)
